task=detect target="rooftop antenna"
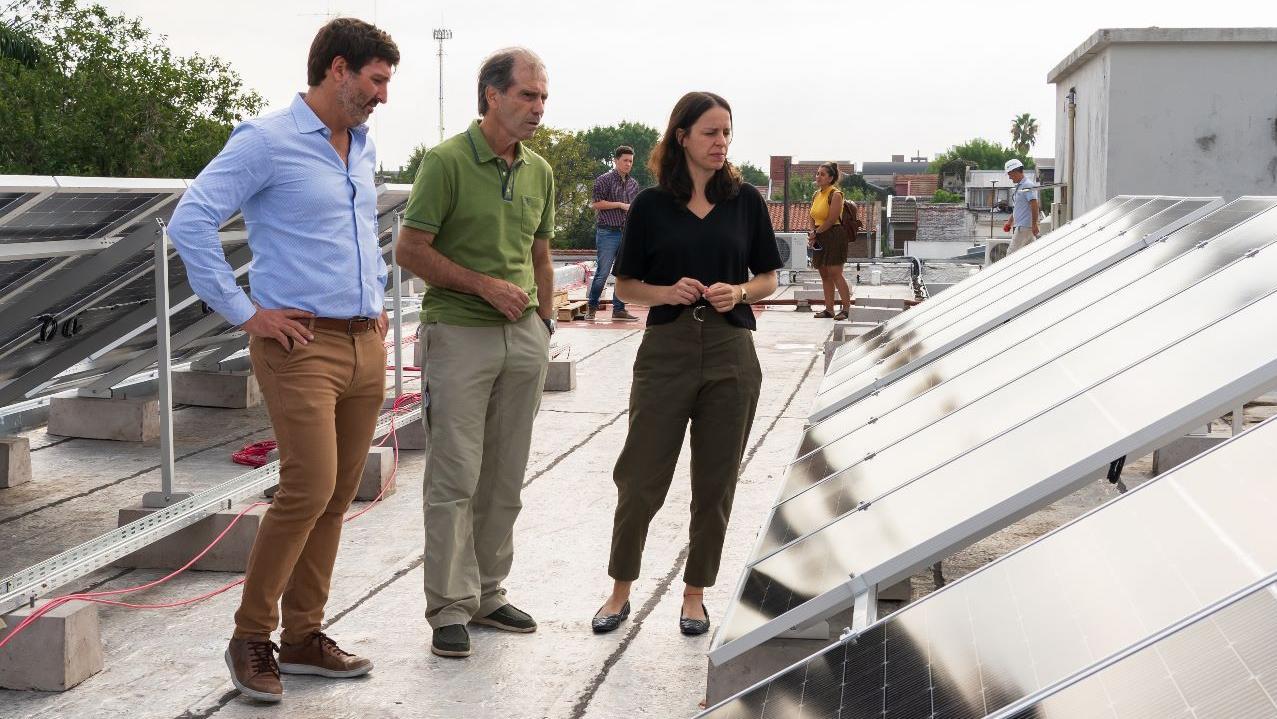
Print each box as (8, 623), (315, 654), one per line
(433, 27), (453, 144)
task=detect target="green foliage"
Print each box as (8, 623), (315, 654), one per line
(524, 126), (597, 249)
(932, 188), (963, 203)
(398, 142), (430, 183)
(1040, 187), (1054, 214)
(737, 161), (768, 186)
(839, 174), (888, 203)
(0, 0), (263, 177)
(0, 13), (41, 67)
(578, 120), (659, 188)
(928, 138), (1033, 175)
(1010, 112), (1039, 155)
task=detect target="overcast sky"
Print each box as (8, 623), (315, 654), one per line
(96, 0), (1277, 172)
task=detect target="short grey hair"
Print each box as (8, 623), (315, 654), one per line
(477, 47), (545, 116)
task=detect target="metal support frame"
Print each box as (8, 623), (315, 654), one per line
(391, 213), (404, 399)
(77, 312), (230, 397)
(0, 399), (424, 616)
(188, 335), (248, 373)
(141, 220), (188, 509)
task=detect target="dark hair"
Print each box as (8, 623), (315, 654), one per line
(819, 161), (841, 184)
(477, 47), (545, 116)
(649, 92), (741, 204)
(614, 145), (635, 159)
(307, 18), (400, 87)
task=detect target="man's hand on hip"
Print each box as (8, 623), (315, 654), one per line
(480, 277), (530, 322)
(377, 310), (389, 339)
(242, 308), (315, 349)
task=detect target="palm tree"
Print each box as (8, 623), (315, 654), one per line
(1010, 113), (1039, 156)
(0, 21), (42, 68)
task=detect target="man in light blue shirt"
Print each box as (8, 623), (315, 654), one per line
(1004, 158), (1040, 254)
(168, 18), (397, 704)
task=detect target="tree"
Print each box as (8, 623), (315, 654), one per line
(737, 161), (768, 187)
(579, 121), (660, 188)
(839, 174), (888, 203)
(0, 11), (41, 67)
(1010, 113), (1039, 155)
(399, 142), (430, 183)
(929, 138), (1033, 174)
(524, 125), (597, 249)
(932, 188), (963, 203)
(0, 0), (264, 177)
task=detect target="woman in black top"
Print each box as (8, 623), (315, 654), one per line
(591, 92), (782, 637)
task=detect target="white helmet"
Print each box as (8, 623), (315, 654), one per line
(1004, 158), (1024, 173)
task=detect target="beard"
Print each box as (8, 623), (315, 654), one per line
(337, 81), (374, 126)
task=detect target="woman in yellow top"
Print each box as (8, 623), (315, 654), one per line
(807, 161), (853, 319)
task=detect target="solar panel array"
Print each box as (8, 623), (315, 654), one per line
(0, 177), (412, 406)
(698, 411), (1277, 718)
(709, 196), (1277, 670)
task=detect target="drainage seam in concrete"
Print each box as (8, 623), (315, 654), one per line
(566, 342), (823, 718)
(523, 411), (626, 489)
(0, 424), (275, 527)
(574, 330), (641, 363)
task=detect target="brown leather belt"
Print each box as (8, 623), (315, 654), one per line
(309, 316), (377, 334)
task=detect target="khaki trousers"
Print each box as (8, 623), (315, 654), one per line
(234, 328), (385, 642)
(421, 313), (549, 628)
(1009, 226), (1037, 254)
(608, 308), (763, 587)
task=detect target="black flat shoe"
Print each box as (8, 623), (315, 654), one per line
(680, 603), (711, 636)
(592, 601), (630, 634)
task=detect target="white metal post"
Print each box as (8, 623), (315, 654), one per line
(142, 219), (190, 508)
(392, 213), (404, 400)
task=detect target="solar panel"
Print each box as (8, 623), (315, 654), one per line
(785, 198), (1277, 504)
(699, 413), (1277, 717)
(812, 197), (1222, 422)
(821, 196), (1138, 371)
(710, 200), (1277, 664)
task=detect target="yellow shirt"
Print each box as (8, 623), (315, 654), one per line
(810, 185), (842, 227)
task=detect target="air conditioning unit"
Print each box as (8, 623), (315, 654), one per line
(984, 238), (1011, 266)
(775, 232), (810, 271)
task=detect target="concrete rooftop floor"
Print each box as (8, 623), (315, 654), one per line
(2, 283), (1270, 719)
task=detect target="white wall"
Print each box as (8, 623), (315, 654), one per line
(1054, 35), (1277, 216)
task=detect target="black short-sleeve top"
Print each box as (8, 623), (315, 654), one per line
(613, 183), (783, 330)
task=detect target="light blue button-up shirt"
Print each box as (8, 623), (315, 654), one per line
(1012, 176), (1040, 229)
(169, 93), (386, 326)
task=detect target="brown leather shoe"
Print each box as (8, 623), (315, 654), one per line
(278, 631), (373, 678)
(225, 637), (282, 702)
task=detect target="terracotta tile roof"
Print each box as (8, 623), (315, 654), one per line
(766, 201), (877, 232)
(893, 174), (939, 197)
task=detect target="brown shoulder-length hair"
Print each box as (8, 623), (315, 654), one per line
(649, 91), (741, 204)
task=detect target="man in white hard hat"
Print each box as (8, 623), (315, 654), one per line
(1001, 158), (1040, 253)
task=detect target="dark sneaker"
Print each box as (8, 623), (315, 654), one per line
(612, 309), (639, 322)
(278, 631), (373, 678)
(431, 624), (471, 657)
(586, 304), (597, 320)
(680, 603), (711, 636)
(471, 604), (538, 633)
(225, 637), (282, 702)
(591, 600), (630, 634)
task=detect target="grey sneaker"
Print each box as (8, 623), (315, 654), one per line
(471, 604), (538, 633)
(586, 304), (597, 320)
(431, 624), (471, 658)
(612, 309), (639, 322)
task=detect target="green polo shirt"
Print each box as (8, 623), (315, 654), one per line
(403, 119), (555, 326)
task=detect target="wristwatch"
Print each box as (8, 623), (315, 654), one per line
(543, 317), (556, 335)
(739, 285), (749, 304)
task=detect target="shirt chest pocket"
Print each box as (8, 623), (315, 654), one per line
(521, 196), (545, 237)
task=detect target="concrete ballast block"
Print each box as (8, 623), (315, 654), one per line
(114, 503), (266, 572)
(172, 370), (262, 409)
(48, 396), (159, 442)
(0, 436), (31, 488)
(357, 446), (396, 501)
(850, 306), (903, 324)
(0, 600), (103, 691)
(544, 358), (577, 392)
(1152, 435), (1228, 476)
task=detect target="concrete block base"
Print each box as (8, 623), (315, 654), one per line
(172, 370), (261, 409)
(376, 416), (427, 451)
(1152, 435), (1229, 476)
(48, 396), (159, 442)
(0, 600), (103, 691)
(544, 359), (577, 392)
(114, 504), (265, 572)
(850, 306), (903, 324)
(0, 436), (31, 488)
(357, 446), (396, 501)
(854, 296), (908, 310)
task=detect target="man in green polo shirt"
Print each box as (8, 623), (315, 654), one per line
(397, 47), (555, 658)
